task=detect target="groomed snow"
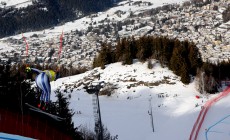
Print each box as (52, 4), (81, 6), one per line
(48, 60), (230, 140)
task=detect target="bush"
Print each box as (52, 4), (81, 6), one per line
(99, 83), (117, 96)
(147, 59), (153, 69)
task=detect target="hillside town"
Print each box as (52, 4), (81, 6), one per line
(0, 0), (229, 68)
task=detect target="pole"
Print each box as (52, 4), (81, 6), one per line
(87, 82), (104, 140)
(96, 91), (103, 140)
(149, 98), (154, 132)
(86, 81), (104, 140)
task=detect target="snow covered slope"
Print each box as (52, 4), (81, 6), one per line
(197, 91), (230, 140)
(0, 0), (32, 8)
(2, 0), (186, 39)
(0, 42), (14, 53)
(0, 0), (228, 68)
(48, 60), (230, 140)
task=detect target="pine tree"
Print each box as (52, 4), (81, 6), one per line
(116, 38), (127, 61)
(169, 47), (183, 75)
(122, 40), (134, 65)
(136, 36), (152, 62)
(98, 44), (114, 69)
(130, 36), (138, 60)
(122, 44), (133, 65)
(147, 59), (153, 69)
(188, 43), (202, 75)
(0, 63), (37, 111)
(54, 89), (82, 139)
(180, 62), (190, 84)
(160, 37), (174, 66)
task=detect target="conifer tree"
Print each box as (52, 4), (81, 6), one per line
(180, 62), (190, 84)
(54, 89), (82, 139)
(160, 37), (174, 66)
(122, 42), (133, 65)
(188, 43), (202, 75)
(130, 36), (138, 59)
(136, 36), (152, 61)
(0, 63), (36, 110)
(116, 38), (127, 61)
(169, 47), (183, 75)
(147, 59), (153, 69)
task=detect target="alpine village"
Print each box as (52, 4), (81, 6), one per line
(0, 0), (230, 140)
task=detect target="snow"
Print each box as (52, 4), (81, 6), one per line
(197, 93), (230, 140)
(0, 42), (14, 53)
(48, 60), (230, 140)
(1, 0), (186, 40)
(0, 0), (229, 138)
(0, 0), (32, 8)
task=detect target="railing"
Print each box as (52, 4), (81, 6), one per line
(0, 109), (72, 140)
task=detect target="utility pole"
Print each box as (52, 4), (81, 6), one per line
(86, 81), (105, 140)
(148, 97), (154, 132)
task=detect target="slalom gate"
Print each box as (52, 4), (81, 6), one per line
(189, 86), (230, 140)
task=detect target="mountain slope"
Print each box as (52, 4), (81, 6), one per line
(0, 0), (117, 38)
(49, 60), (224, 140)
(1, 0), (228, 69)
(0, 0), (32, 8)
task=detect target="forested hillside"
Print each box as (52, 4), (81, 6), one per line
(0, 0), (118, 38)
(0, 63), (82, 139)
(93, 36), (230, 93)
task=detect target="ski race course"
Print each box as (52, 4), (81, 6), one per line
(189, 86), (230, 140)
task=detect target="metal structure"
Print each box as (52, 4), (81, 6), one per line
(85, 81), (105, 140)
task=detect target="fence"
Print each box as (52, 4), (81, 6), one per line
(0, 108), (72, 140)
